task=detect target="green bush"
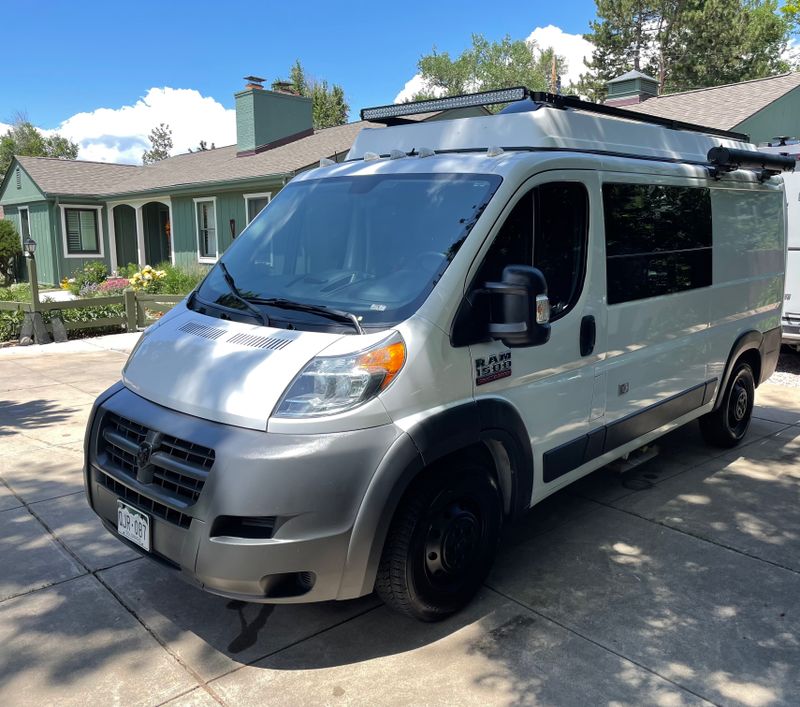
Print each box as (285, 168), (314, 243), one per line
(66, 261), (108, 295)
(152, 262), (206, 295)
(0, 219), (22, 287)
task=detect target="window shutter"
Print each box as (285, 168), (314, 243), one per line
(66, 210), (82, 253)
(15, 168), (21, 189)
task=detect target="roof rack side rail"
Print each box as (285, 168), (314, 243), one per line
(529, 92), (749, 142)
(360, 87), (750, 142)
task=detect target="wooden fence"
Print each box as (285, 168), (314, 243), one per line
(0, 290), (184, 345)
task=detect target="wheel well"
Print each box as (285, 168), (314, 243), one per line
(405, 442), (513, 517)
(737, 348), (762, 388)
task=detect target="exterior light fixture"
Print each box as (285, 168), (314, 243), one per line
(23, 237), (36, 256)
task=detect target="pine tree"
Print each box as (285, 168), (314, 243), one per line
(142, 123), (173, 165)
(274, 61), (349, 129)
(579, 0), (793, 101)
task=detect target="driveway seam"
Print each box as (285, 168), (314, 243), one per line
(599, 500), (800, 576)
(482, 584), (720, 706)
(3, 477), (227, 706)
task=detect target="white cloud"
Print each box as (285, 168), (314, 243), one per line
(0, 122), (11, 135)
(394, 74), (445, 104)
(44, 87), (236, 164)
(784, 38), (800, 67)
(393, 25), (595, 103)
(526, 25), (594, 86)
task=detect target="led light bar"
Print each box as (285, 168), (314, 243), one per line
(361, 87), (529, 123)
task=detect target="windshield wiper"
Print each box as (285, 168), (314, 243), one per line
(252, 297), (364, 334)
(217, 262), (270, 327)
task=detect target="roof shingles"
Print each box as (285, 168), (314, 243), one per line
(625, 72), (800, 130)
(15, 120), (385, 198)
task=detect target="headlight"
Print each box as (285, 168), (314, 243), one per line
(274, 333), (406, 418)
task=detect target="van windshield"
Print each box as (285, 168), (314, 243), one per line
(194, 173), (501, 330)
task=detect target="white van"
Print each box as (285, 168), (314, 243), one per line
(760, 140), (800, 349)
(84, 89), (791, 621)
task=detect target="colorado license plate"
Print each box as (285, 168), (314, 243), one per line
(117, 500), (150, 551)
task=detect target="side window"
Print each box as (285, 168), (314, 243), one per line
(603, 183), (712, 304)
(475, 182), (589, 321)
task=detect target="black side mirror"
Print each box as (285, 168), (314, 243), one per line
(485, 265), (551, 348)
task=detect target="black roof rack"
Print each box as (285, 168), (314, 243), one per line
(361, 87), (750, 142)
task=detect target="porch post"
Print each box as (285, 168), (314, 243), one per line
(135, 205), (146, 266)
(107, 203), (118, 272)
(166, 199), (176, 266)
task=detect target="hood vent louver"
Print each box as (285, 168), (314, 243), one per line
(226, 332), (293, 351)
(179, 321), (226, 340)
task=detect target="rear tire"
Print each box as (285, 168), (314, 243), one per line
(700, 361), (755, 448)
(375, 462), (502, 622)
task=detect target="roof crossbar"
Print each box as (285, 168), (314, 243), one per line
(360, 87), (750, 142)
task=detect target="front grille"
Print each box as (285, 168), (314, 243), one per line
(97, 470), (193, 529)
(96, 412), (215, 526)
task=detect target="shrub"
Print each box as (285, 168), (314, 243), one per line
(66, 261), (108, 295)
(0, 219), (22, 287)
(153, 262), (206, 295)
(126, 262), (204, 295)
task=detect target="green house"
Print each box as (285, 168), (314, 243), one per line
(0, 79), (486, 286)
(607, 71), (800, 146)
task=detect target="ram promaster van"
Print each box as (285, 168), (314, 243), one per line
(760, 139), (800, 349)
(84, 88), (793, 621)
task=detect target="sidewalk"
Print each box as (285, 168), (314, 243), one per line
(1, 348), (799, 705)
(0, 332), (141, 357)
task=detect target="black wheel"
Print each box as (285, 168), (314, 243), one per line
(375, 462), (502, 622)
(699, 361), (755, 448)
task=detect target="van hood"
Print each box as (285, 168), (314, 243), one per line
(122, 308), (343, 430)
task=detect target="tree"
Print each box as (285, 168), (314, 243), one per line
(188, 140), (215, 153)
(579, 0), (793, 101)
(0, 219), (21, 286)
(142, 123), (173, 165)
(273, 60), (349, 129)
(0, 115), (78, 181)
(411, 34), (569, 106)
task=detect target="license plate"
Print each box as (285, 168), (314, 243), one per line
(117, 500), (150, 552)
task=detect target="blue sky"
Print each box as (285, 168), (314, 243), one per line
(1, 0), (598, 162)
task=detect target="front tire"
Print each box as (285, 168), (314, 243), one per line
(700, 361), (755, 448)
(375, 462), (502, 622)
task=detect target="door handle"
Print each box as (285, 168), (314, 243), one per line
(580, 315), (596, 357)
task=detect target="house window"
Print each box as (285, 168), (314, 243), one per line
(64, 208), (101, 255)
(195, 198), (217, 261)
(603, 183), (712, 304)
(19, 206), (31, 242)
(244, 193), (271, 224)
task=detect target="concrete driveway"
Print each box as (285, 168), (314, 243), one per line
(1, 341), (799, 706)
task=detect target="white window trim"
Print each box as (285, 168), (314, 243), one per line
(59, 204), (105, 259)
(17, 205), (30, 246)
(243, 192), (272, 224)
(194, 197), (219, 263)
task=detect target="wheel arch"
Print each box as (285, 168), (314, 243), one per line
(714, 330), (763, 411)
(338, 399), (533, 599)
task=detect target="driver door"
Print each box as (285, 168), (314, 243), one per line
(469, 171), (607, 504)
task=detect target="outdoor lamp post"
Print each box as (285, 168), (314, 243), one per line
(19, 237), (49, 345)
(23, 238), (40, 306)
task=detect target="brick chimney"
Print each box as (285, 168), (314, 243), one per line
(235, 75), (313, 156)
(604, 70), (659, 107)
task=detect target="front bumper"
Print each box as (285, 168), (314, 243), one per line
(84, 385), (403, 603)
(782, 316), (800, 344)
